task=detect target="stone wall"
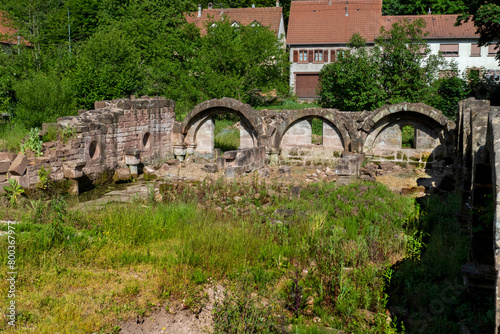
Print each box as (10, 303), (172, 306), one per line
(0, 96), (176, 193)
(177, 98), (454, 168)
(455, 98), (500, 332)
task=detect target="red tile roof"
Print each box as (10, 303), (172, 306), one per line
(0, 12), (28, 45)
(287, 0), (479, 45)
(382, 15), (478, 39)
(287, 0), (383, 45)
(185, 7), (283, 36)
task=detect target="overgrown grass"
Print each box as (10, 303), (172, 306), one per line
(255, 99), (320, 110)
(0, 122), (28, 153)
(388, 194), (494, 333)
(0, 179), (422, 332)
(214, 119), (240, 152)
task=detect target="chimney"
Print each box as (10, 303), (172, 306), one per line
(252, 4), (255, 8)
(276, 0), (279, 7)
(208, 2), (213, 10)
(345, 0), (349, 16)
(329, 0), (332, 4)
(198, 3), (202, 17)
(428, 7), (432, 15)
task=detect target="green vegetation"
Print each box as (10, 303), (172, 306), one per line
(0, 0), (289, 144)
(19, 127), (43, 156)
(401, 125), (415, 148)
(389, 194), (494, 333)
(0, 122), (27, 153)
(3, 179), (24, 207)
(214, 119), (240, 152)
(383, 0), (467, 15)
(318, 19), (472, 118)
(0, 179), (421, 332)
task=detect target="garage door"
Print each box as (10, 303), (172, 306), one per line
(296, 73), (319, 98)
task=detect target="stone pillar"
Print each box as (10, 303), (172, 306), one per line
(195, 117), (215, 156)
(124, 150), (141, 176)
(240, 120), (255, 149)
(63, 161), (86, 196)
(173, 144), (187, 161)
(323, 122), (343, 150)
(268, 148), (281, 166)
(281, 119), (312, 146)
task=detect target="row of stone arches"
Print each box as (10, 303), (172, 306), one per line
(176, 98), (454, 163)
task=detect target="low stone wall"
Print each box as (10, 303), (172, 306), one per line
(0, 97), (176, 193)
(222, 147), (266, 177)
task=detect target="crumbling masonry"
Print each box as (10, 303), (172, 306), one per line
(2, 96), (500, 330)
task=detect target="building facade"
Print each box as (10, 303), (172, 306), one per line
(287, 0), (500, 99)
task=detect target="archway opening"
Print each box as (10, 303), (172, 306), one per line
(401, 125), (416, 149)
(214, 114), (241, 152)
(311, 117), (323, 145)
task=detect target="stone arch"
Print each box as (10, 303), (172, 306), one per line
(181, 98), (265, 155)
(272, 109), (350, 150)
(362, 103), (455, 153)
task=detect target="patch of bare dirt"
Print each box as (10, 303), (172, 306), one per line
(119, 285), (222, 334)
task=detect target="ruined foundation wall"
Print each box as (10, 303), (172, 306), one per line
(16, 97), (176, 188)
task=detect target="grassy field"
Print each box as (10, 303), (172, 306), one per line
(0, 178), (491, 333)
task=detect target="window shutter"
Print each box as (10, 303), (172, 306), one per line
(324, 50), (328, 62)
(308, 50), (313, 63)
(330, 50), (336, 62)
(293, 50), (298, 62)
(471, 44), (481, 56)
(488, 44), (497, 56)
(440, 44), (458, 52)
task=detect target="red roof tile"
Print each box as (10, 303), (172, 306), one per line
(0, 12), (28, 45)
(382, 15), (478, 39)
(287, 0), (479, 45)
(287, 0), (383, 45)
(185, 7), (283, 36)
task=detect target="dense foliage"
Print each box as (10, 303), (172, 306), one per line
(0, 0), (289, 129)
(382, 0), (467, 15)
(318, 19), (470, 117)
(458, 0), (500, 62)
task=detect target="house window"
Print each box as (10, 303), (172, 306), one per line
(330, 50), (336, 62)
(488, 45), (498, 57)
(299, 50), (308, 62)
(314, 50), (323, 62)
(337, 49), (347, 59)
(487, 69), (500, 83)
(439, 44), (459, 57)
(470, 43), (481, 57)
(439, 70), (458, 78)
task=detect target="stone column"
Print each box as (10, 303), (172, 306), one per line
(195, 117), (215, 156)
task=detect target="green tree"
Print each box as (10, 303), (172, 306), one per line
(319, 19), (455, 112)
(383, 0), (466, 15)
(14, 71), (76, 128)
(376, 18), (445, 104)
(70, 28), (142, 109)
(195, 19), (288, 103)
(318, 39), (386, 111)
(458, 1), (500, 62)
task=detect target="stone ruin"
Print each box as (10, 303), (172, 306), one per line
(3, 95), (500, 326)
(0, 96), (455, 194)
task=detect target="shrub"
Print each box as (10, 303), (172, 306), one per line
(14, 72), (76, 128)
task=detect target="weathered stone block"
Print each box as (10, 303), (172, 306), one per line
(0, 174), (6, 182)
(9, 174), (29, 188)
(8, 154), (27, 176)
(0, 152), (16, 161)
(0, 160), (11, 174)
